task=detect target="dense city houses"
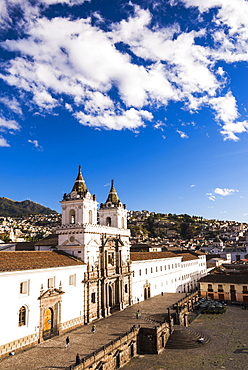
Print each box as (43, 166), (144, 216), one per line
(0, 167), (209, 358)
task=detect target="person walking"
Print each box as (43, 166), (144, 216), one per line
(75, 353), (81, 365)
(65, 336), (70, 348)
(92, 324), (96, 334)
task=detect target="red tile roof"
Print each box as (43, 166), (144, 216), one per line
(130, 251), (179, 261)
(0, 251), (85, 272)
(181, 253), (199, 261)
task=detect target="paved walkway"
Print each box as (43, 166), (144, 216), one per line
(123, 304), (248, 370)
(0, 293), (185, 370)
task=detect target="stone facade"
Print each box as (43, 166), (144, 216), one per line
(56, 167), (132, 323)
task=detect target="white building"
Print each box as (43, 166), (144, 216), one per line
(0, 167), (207, 357)
(0, 251), (86, 357)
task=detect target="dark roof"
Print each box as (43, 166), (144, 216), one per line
(130, 251), (179, 261)
(35, 234), (58, 247)
(180, 253), (199, 262)
(199, 274), (248, 284)
(15, 242), (36, 251)
(0, 251), (85, 272)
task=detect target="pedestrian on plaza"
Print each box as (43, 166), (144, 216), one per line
(65, 336), (70, 348)
(136, 310), (140, 319)
(92, 324), (96, 334)
(75, 353), (81, 365)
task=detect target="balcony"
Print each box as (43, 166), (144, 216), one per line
(207, 288), (214, 292)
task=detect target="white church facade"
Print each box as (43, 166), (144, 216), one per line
(0, 167), (207, 358)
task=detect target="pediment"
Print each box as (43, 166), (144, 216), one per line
(38, 288), (65, 300)
(61, 238), (81, 246)
(86, 237), (100, 247)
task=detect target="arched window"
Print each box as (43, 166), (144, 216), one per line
(89, 210), (93, 224)
(69, 209), (75, 224)
(106, 217), (111, 226)
(19, 306), (26, 327)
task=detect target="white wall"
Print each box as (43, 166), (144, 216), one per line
(131, 256), (182, 303)
(0, 264), (86, 346)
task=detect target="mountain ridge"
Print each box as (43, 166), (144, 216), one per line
(0, 197), (57, 217)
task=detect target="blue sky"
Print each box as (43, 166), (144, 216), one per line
(1, 0), (248, 222)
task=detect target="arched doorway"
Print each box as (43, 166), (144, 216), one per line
(43, 308), (55, 340)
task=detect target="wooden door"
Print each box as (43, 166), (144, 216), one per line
(44, 308), (53, 331)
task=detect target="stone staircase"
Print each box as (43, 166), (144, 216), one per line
(165, 325), (210, 349)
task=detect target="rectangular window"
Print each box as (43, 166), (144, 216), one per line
(91, 292), (96, 303)
(208, 284), (213, 291)
(151, 267), (153, 273)
(145, 268), (148, 274)
(243, 286), (248, 293)
(160, 266), (162, 271)
(20, 281), (28, 294)
(139, 269), (142, 276)
(156, 267), (158, 272)
(69, 274), (76, 286)
(164, 265), (166, 270)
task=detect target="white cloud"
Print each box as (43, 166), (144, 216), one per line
(177, 130), (189, 139)
(1, 1), (248, 138)
(190, 184), (196, 187)
(28, 139), (43, 150)
(154, 121), (166, 131)
(0, 117), (20, 131)
(0, 136), (10, 147)
(206, 193), (216, 201)
(0, 97), (23, 115)
(74, 108), (153, 130)
(214, 188), (238, 196)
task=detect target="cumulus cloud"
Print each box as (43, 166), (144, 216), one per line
(214, 188), (238, 196)
(0, 136), (10, 147)
(0, 116), (20, 131)
(190, 184), (196, 187)
(0, 1), (248, 138)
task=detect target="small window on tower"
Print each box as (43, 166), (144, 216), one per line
(89, 210), (93, 224)
(69, 209), (76, 224)
(106, 217), (111, 226)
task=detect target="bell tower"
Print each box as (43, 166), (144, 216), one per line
(57, 166), (98, 260)
(98, 180), (127, 229)
(61, 165), (97, 226)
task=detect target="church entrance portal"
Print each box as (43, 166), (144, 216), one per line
(43, 308), (57, 340)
